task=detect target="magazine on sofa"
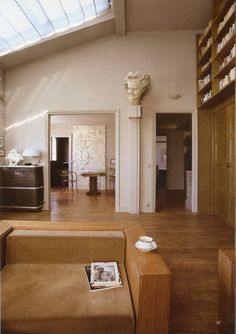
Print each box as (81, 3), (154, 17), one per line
(85, 262), (122, 291)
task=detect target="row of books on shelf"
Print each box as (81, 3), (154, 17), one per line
(85, 262), (123, 292)
(201, 90), (212, 104)
(200, 59), (211, 73)
(219, 44), (236, 70)
(219, 67), (236, 90)
(200, 67), (235, 105)
(217, 3), (235, 34)
(216, 23), (235, 54)
(198, 74), (211, 90)
(199, 43), (235, 79)
(198, 20), (212, 45)
(200, 37), (212, 58)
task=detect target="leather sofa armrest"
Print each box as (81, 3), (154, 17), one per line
(124, 225), (171, 334)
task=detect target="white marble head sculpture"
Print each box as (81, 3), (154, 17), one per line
(124, 71), (150, 105)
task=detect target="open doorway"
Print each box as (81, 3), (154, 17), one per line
(156, 113), (192, 212)
(50, 137), (69, 188)
(48, 113), (116, 211)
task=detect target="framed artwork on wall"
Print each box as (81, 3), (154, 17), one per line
(73, 125), (106, 190)
(0, 150), (5, 156)
(0, 136), (3, 148)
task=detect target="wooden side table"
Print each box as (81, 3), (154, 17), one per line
(81, 172), (106, 195)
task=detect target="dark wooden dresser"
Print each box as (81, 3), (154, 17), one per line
(0, 166), (44, 211)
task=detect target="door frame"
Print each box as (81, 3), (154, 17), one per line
(45, 110), (120, 212)
(153, 110), (198, 213)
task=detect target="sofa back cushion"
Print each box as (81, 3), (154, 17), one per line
(6, 230), (125, 264)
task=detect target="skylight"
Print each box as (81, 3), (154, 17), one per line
(0, 0), (110, 56)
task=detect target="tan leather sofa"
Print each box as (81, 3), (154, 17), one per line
(0, 221), (171, 334)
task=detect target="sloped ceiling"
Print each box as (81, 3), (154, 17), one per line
(0, 0), (213, 69)
(126, 0), (212, 32)
(0, 10), (115, 69)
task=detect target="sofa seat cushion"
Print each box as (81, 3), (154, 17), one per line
(2, 263), (134, 334)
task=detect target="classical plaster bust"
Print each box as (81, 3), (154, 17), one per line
(124, 71), (150, 105)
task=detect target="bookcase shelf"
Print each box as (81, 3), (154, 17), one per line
(198, 61), (212, 79)
(214, 8), (235, 42)
(198, 44), (212, 65)
(198, 80), (212, 94)
(214, 33), (235, 60)
(198, 79), (235, 109)
(197, 0), (235, 109)
(213, 0), (234, 23)
(213, 57), (235, 78)
(198, 23), (212, 48)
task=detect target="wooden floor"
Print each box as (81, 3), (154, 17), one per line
(156, 189), (186, 212)
(1, 190), (235, 334)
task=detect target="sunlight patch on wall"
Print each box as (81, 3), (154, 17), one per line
(5, 110), (47, 131)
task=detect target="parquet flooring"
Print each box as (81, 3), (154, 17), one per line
(1, 189), (235, 334)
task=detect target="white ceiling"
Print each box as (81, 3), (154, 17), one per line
(0, 0), (213, 69)
(126, 0), (212, 32)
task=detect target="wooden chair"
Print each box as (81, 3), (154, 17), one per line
(60, 171), (79, 194)
(109, 167), (115, 191)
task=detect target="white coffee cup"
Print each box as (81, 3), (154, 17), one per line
(138, 236), (154, 250)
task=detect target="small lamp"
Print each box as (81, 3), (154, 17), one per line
(22, 148), (40, 166)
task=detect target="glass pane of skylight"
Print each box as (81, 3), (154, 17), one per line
(16, 0), (55, 37)
(0, 12), (25, 48)
(0, 0), (111, 56)
(0, 38), (10, 53)
(60, 0), (84, 25)
(80, 0), (96, 20)
(39, 0), (70, 31)
(94, 0), (109, 14)
(0, 0), (39, 42)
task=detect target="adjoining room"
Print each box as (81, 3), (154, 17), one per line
(156, 113), (192, 212)
(49, 113), (116, 211)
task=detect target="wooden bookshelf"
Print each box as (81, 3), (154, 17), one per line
(213, 57), (235, 78)
(198, 61), (212, 79)
(197, 0), (235, 109)
(197, 0), (235, 228)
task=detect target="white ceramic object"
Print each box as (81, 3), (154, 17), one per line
(135, 236), (158, 252)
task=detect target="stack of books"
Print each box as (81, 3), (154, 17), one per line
(85, 262), (123, 291)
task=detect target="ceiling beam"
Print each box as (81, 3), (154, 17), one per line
(113, 0), (126, 35)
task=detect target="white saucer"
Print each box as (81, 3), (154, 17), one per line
(135, 241), (158, 252)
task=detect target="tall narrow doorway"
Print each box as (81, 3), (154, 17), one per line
(50, 137), (69, 188)
(156, 113), (192, 212)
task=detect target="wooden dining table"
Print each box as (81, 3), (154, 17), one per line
(81, 172), (106, 195)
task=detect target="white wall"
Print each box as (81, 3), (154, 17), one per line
(5, 32), (197, 212)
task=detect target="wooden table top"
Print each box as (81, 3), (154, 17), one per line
(81, 172), (106, 177)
